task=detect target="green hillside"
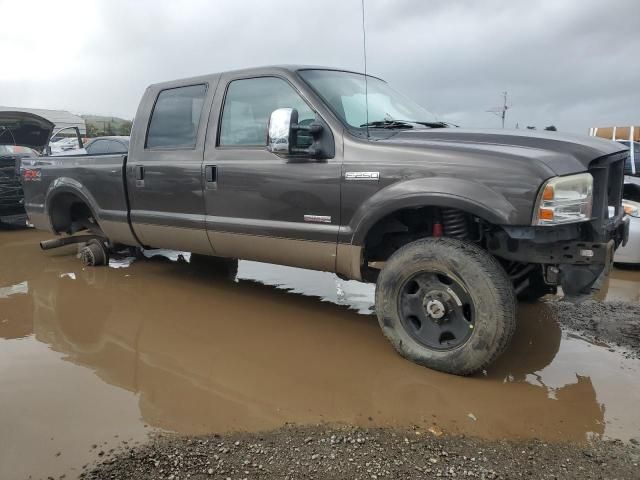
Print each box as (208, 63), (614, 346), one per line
(82, 115), (132, 137)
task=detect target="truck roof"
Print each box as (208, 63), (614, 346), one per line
(147, 65), (381, 90)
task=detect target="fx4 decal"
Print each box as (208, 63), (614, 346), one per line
(22, 168), (42, 182)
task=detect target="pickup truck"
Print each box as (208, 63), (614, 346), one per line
(1, 111), (55, 224)
(22, 65), (630, 375)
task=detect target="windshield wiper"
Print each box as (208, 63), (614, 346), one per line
(360, 119), (453, 129)
(360, 120), (415, 129)
(394, 120), (453, 128)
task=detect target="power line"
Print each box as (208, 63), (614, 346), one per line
(487, 91), (510, 128)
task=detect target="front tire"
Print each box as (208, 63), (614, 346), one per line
(375, 237), (516, 375)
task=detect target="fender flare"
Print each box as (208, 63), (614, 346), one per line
(349, 177), (520, 246)
(44, 178), (102, 231)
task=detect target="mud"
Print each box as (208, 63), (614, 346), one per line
(1, 227), (640, 479)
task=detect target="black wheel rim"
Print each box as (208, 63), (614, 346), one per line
(398, 271), (475, 351)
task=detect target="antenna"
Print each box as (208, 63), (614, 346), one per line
(361, 0), (370, 139)
(487, 91), (510, 128)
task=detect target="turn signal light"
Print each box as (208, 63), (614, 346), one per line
(538, 208), (554, 221)
(542, 185), (555, 201)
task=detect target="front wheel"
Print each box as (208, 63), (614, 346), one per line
(375, 237), (516, 375)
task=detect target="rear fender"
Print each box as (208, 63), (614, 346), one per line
(44, 178), (102, 232)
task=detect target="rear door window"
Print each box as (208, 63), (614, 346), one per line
(146, 84), (207, 149)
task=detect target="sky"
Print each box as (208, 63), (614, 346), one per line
(1, 0), (639, 133)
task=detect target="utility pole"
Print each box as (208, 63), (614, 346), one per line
(487, 91), (510, 128)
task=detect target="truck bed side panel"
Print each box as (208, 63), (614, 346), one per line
(22, 154), (137, 245)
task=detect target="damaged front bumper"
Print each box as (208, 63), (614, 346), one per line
(488, 215), (630, 297)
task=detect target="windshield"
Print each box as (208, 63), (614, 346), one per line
(298, 69), (438, 130)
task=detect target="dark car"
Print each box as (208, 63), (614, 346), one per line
(22, 66), (630, 375)
(84, 136), (130, 155)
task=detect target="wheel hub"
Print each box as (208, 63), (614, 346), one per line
(424, 298), (446, 321)
(399, 271), (475, 351)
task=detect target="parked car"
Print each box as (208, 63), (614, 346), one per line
(0, 110), (53, 224)
(616, 198), (640, 264)
(589, 128), (640, 264)
(84, 136), (129, 155)
(22, 66), (629, 375)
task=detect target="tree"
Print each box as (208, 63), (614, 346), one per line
(86, 123), (99, 138)
(544, 125), (557, 131)
(118, 120), (133, 136)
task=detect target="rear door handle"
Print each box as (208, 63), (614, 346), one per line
(205, 165), (217, 184)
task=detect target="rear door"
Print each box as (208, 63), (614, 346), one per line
(126, 82), (215, 254)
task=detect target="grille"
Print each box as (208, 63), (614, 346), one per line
(589, 153), (625, 223)
(0, 156), (24, 214)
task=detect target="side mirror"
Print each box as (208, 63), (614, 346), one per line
(267, 108), (327, 158)
(267, 108), (297, 154)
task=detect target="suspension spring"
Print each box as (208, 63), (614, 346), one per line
(441, 208), (469, 239)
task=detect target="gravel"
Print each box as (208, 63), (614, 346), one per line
(81, 425), (639, 480)
(547, 300), (640, 358)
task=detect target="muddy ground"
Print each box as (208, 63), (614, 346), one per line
(1, 227), (640, 479)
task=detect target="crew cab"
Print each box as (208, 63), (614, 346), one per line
(22, 66), (630, 375)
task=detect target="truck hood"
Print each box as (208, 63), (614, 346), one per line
(378, 128), (627, 175)
(0, 111), (54, 153)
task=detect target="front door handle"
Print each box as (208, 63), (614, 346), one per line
(205, 165), (217, 184)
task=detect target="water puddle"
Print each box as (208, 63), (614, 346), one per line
(1, 228), (639, 479)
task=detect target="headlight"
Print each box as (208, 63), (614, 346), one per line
(532, 173), (593, 225)
(622, 199), (640, 218)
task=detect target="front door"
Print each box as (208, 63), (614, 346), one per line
(126, 83), (213, 254)
(203, 75), (341, 272)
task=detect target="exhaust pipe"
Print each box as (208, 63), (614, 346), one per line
(40, 235), (104, 251)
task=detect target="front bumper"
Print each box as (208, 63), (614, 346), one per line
(488, 216), (630, 296)
(553, 216), (629, 296)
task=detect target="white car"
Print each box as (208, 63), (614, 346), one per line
(616, 195), (640, 264)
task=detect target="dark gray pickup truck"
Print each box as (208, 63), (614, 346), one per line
(22, 65), (630, 375)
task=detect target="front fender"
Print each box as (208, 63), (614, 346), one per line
(348, 177), (520, 246)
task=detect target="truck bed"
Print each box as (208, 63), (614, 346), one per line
(21, 153), (135, 244)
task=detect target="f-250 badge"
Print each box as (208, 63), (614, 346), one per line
(345, 171), (380, 181)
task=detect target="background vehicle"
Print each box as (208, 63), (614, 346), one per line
(22, 66), (629, 375)
(49, 137), (81, 154)
(0, 111), (53, 225)
(590, 127), (640, 264)
(84, 136), (129, 155)
(616, 199), (640, 265)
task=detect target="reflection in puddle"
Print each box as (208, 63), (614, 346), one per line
(0, 280), (28, 299)
(1, 229), (640, 479)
